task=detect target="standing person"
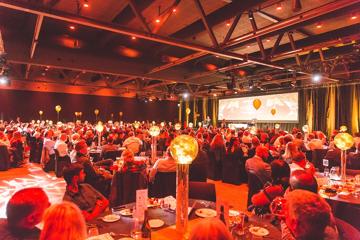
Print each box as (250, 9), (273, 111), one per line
(9, 131), (24, 167)
(42, 130), (56, 172)
(0, 188), (50, 240)
(40, 202), (87, 240)
(208, 134), (226, 180)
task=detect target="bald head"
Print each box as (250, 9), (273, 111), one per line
(290, 170), (318, 193)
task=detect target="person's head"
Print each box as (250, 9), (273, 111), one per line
(295, 132), (303, 140)
(75, 140), (88, 155)
(63, 164), (85, 186)
(40, 201), (86, 240)
(271, 160), (290, 186)
(44, 129), (54, 138)
(255, 146), (269, 160)
(121, 149), (135, 163)
(6, 188), (50, 230)
(189, 218), (232, 240)
(59, 133), (67, 142)
(107, 135), (114, 144)
(291, 152), (306, 164)
(252, 136), (260, 147)
(289, 170), (318, 193)
(284, 190), (331, 240)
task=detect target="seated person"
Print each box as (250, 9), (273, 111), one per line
(347, 139), (360, 171)
(121, 149), (147, 173)
(149, 148), (176, 182)
(40, 201), (87, 240)
(54, 133), (69, 157)
(189, 218), (232, 240)
(101, 135), (119, 154)
(307, 133), (324, 150)
(245, 146), (272, 184)
(123, 132), (142, 155)
(0, 131), (10, 147)
(251, 160), (290, 210)
(324, 142), (341, 167)
(289, 152), (315, 175)
(63, 163), (109, 221)
(0, 187), (50, 240)
(288, 170), (319, 194)
(281, 190), (338, 240)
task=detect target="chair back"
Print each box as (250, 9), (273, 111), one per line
(247, 171), (264, 207)
(336, 218), (360, 240)
(190, 164), (207, 182)
(109, 171), (148, 207)
(103, 150), (121, 161)
(0, 145), (10, 171)
(189, 181), (216, 202)
(149, 172), (176, 198)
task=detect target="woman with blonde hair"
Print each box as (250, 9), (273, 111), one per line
(189, 218), (233, 240)
(40, 201), (87, 240)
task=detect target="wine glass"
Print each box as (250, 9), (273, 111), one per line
(269, 197), (286, 219)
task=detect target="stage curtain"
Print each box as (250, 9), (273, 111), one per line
(193, 98), (198, 125)
(202, 97), (208, 122)
(325, 86), (336, 136)
(351, 85), (359, 133)
(211, 98), (218, 127)
(178, 100), (182, 123)
(304, 89), (314, 132)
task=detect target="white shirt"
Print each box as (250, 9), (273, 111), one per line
(54, 139), (68, 157)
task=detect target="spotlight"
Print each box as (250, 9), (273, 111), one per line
(69, 25), (76, 30)
(316, 22), (322, 29)
(131, 36), (136, 40)
(351, 13), (358, 20)
(155, 18), (160, 23)
(213, 93), (217, 97)
(276, 3), (282, 11)
(172, 8), (177, 13)
(0, 75), (8, 85)
(83, 2), (89, 8)
(183, 92), (189, 99)
(312, 73), (322, 82)
(226, 22), (231, 27)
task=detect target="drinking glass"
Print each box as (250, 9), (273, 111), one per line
(269, 197), (286, 218)
(329, 167), (340, 180)
(231, 212), (246, 237)
(323, 159), (329, 176)
(130, 218), (142, 239)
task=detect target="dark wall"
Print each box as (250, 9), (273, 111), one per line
(0, 89), (179, 122)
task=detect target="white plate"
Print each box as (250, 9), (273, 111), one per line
(102, 214), (121, 223)
(148, 219), (165, 228)
(195, 208), (217, 218)
(119, 209), (133, 216)
(229, 210), (240, 217)
(249, 226), (270, 237)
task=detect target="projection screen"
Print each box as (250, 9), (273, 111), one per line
(218, 92), (299, 122)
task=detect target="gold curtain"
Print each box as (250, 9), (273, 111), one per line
(305, 89), (314, 132)
(185, 100), (190, 126)
(326, 86), (336, 136)
(193, 98), (198, 126)
(351, 85), (359, 133)
(211, 98), (218, 127)
(178, 100), (182, 123)
(202, 97), (208, 122)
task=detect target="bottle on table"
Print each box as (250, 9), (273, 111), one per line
(141, 210), (152, 239)
(219, 205), (227, 227)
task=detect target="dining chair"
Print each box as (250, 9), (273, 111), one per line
(189, 181), (216, 202)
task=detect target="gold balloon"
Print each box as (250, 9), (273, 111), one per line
(253, 98), (261, 110)
(186, 108), (191, 115)
(175, 123), (181, 131)
(334, 132), (354, 150)
(149, 125), (160, 137)
(94, 109), (99, 115)
(39, 110), (43, 115)
(271, 108), (276, 116)
(169, 135), (199, 164)
(55, 105), (62, 112)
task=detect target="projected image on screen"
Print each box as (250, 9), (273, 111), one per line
(218, 92), (298, 122)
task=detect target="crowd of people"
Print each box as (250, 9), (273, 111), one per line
(0, 119), (359, 239)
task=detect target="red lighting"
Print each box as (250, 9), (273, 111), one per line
(172, 8), (177, 13)
(131, 36), (136, 40)
(83, 3), (89, 8)
(155, 18), (160, 23)
(351, 13), (357, 20)
(226, 22), (231, 27)
(316, 22), (323, 29)
(276, 3), (282, 11)
(69, 25), (76, 30)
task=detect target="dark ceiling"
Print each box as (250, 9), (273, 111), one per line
(0, 0), (359, 100)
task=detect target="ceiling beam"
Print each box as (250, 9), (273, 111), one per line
(128, 0), (152, 33)
(193, 0), (219, 47)
(30, 15), (43, 59)
(223, 13), (242, 44)
(248, 11), (266, 60)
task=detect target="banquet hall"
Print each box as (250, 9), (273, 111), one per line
(0, 0), (360, 239)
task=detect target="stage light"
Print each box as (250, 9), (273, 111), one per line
(316, 22), (322, 29)
(183, 92), (189, 99)
(312, 73), (322, 82)
(351, 13), (357, 20)
(0, 75), (8, 85)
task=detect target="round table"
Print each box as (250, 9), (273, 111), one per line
(88, 199), (281, 239)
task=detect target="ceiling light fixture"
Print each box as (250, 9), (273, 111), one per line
(312, 73), (322, 82)
(316, 22), (323, 29)
(276, 3), (282, 11)
(0, 75), (8, 85)
(172, 8), (177, 13)
(155, 18), (161, 23)
(351, 13), (358, 20)
(131, 36), (136, 40)
(183, 92), (189, 99)
(69, 25), (76, 30)
(83, 1), (89, 8)
(226, 21), (231, 27)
